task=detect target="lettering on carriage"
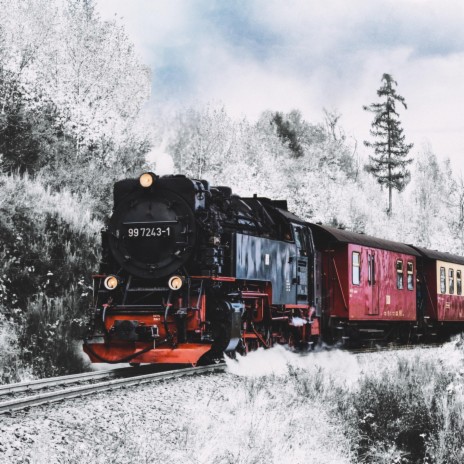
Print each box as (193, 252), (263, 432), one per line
(384, 310), (404, 317)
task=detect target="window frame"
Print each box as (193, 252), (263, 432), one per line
(293, 225), (308, 257)
(449, 268), (455, 295)
(371, 254), (376, 286)
(352, 251), (361, 286)
(407, 261), (414, 291)
(396, 259), (404, 290)
(368, 254), (372, 286)
(440, 267), (446, 294)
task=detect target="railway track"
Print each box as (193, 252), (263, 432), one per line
(0, 364), (226, 415)
(0, 363), (191, 398)
(0, 365), (146, 397)
(0, 342), (445, 415)
(348, 342), (443, 355)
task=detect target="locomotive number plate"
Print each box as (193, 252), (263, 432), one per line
(126, 226), (171, 238)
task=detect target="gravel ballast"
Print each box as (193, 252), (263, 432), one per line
(0, 348), (352, 464)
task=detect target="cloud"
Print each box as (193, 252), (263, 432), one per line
(96, 0), (464, 166)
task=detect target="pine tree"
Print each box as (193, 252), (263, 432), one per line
(364, 73), (413, 215)
(271, 111), (305, 158)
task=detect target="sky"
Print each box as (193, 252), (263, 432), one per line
(97, 0), (464, 170)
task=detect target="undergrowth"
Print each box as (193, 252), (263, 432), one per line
(7, 342), (464, 464)
(224, 342), (464, 464)
(0, 173), (101, 381)
(335, 339), (464, 464)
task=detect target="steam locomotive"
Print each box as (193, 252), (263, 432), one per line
(83, 172), (464, 365)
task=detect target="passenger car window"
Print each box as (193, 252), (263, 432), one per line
(457, 270), (462, 296)
(396, 260), (404, 290)
(352, 252), (360, 285)
(407, 261), (414, 291)
(368, 254), (372, 285)
(449, 268), (455, 294)
(440, 267), (446, 294)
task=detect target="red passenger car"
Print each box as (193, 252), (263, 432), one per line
(413, 247), (464, 330)
(309, 224), (420, 344)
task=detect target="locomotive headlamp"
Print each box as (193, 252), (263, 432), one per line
(139, 172), (155, 188)
(104, 275), (119, 291)
(168, 275), (184, 291)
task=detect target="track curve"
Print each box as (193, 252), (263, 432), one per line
(0, 364), (226, 415)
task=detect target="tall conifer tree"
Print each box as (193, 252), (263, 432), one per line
(364, 73), (413, 215)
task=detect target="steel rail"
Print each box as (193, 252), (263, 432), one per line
(0, 343), (443, 413)
(0, 364), (226, 415)
(0, 365), (157, 396)
(348, 343), (442, 355)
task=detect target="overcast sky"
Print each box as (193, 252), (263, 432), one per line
(97, 0), (464, 169)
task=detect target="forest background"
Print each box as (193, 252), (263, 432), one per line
(0, 0), (463, 382)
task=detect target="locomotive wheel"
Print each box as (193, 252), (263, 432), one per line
(396, 323), (412, 344)
(197, 349), (227, 366)
(309, 335), (321, 350)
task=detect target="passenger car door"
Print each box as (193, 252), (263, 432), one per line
(366, 249), (379, 315)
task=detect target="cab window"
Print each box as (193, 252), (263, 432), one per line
(283, 226), (293, 242)
(293, 226), (308, 257)
(352, 252), (360, 285)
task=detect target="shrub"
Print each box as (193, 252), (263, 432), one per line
(337, 347), (464, 464)
(0, 311), (31, 383)
(19, 293), (90, 377)
(0, 173), (101, 378)
(346, 374), (433, 463)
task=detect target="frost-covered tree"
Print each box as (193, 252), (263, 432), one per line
(56, 0), (151, 152)
(0, 67), (64, 173)
(410, 146), (447, 247)
(0, 0), (151, 150)
(364, 73), (413, 216)
(168, 106), (237, 179)
(271, 111), (305, 158)
(0, 0), (152, 200)
(443, 159), (464, 254)
(450, 176), (464, 253)
(164, 105), (361, 223)
(268, 109), (357, 180)
(0, 0), (154, 377)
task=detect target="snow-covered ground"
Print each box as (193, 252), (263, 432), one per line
(0, 346), (353, 464)
(1, 340), (464, 464)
